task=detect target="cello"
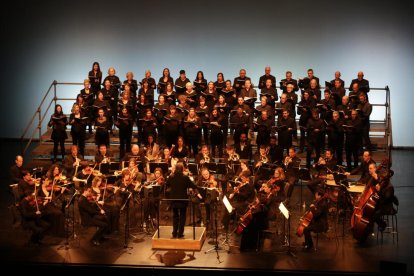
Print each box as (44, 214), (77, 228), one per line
(350, 158), (389, 242)
(296, 193), (328, 237)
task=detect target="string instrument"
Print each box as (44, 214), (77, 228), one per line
(350, 158), (390, 241)
(296, 193), (328, 237)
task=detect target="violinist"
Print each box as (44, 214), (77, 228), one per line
(142, 167), (166, 228)
(301, 189), (329, 250)
(91, 176), (120, 234)
(20, 193), (50, 245)
(222, 170), (255, 233)
(39, 164), (66, 237)
(75, 162), (97, 187)
(78, 187), (109, 246)
(195, 168), (219, 229)
(18, 170), (38, 201)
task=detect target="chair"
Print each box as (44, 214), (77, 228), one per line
(377, 195), (399, 245)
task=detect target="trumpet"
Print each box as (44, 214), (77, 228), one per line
(284, 156), (292, 167)
(202, 154), (210, 164)
(261, 155), (268, 164)
(102, 156), (110, 164)
(229, 153), (240, 162)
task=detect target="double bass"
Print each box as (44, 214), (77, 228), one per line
(350, 158), (390, 242)
(296, 193), (328, 237)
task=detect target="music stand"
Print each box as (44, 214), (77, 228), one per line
(149, 162), (168, 174)
(277, 202), (297, 258)
(109, 161), (120, 172)
(57, 189), (80, 250)
(120, 191), (134, 252)
(216, 162), (227, 175)
(204, 194), (225, 263)
(188, 163), (199, 176)
(205, 162), (217, 174)
(297, 167), (311, 209)
(99, 163), (110, 175)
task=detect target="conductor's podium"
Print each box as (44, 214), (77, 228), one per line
(152, 226), (207, 251)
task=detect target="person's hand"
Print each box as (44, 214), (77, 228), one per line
(100, 209), (105, 215)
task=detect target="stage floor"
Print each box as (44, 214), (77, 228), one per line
(1, 144), (413, 275)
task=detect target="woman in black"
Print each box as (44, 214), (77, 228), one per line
(80, 79), (95, 133)
(154, 94), (169, 147)
(163, 105), (182, 148)
(214, 72), (226, 94)
(157, 68), (174, 94)
(48, 104), (68, 162)
(122, 71), (138, 100)
(170, 136), (189, 166)
(138, 79), (155, 107)
(193, 70), (208, 96)
(115, 107), (134, 159)
(140, 109), (158, 144)
(88, 61), (102, 93)
(162, 82), (176, 106)
(94, 108), (110, 147)
(69, 104), (87, 157)
(183, 108), (202, 158)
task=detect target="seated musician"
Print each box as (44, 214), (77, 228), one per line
(143, 167), (166, 224)
(63, 145), (84, 179)
(20, 193), (50, 245)
(90, 175), (120, 234)
(239, 181), (280, 252)
(75, 162), (97, 187)
(195, 144), (213, 168)
(306, 149), (337, 194)
(365, 162), (395, 234)
(264, 167), (287, 204)
(27, 165), (65, 238)
(115, 169), (141, 228)
(283, 147), (301, 205)
(222, 170), (255, 233)
(345, 150), (375, 184)
(195, 167), (219, 229)
(123, 144), (142, 163)
(18, 170), (37, 202)
(78, 187), (109, 246)
(301, 189), (329, 250)
(94, 144), (112, 165)
(253, 145), (271, 187)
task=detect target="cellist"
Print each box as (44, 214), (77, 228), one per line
(300, 189), (329, 250)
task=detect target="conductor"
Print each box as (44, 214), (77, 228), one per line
(166, 162), (197, 238)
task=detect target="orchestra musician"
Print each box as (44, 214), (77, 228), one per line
(345, 150), (376, 184)
(17, 170), (39, 202)
(63, 145), (83, 179)
(10, 155), (25, 185)
(268, 136), (284, 165)
(78, 187), (109, 246)
(90, 175), (120, 234)
(234, 132), (252, 160)
(300, 189), (329, 250)
(239, 180), (280, 252)
(222, 170), (255, 234)
(94, 144), (112, 166)
(123, 144), (142, 163)
(195, 167), (219, 230)
(143, 167), (166, 224)
(306, 149), (337, 194)
(195, 144), (213, 168)
(283, 147), (302, 205)
(253, 145), (271, 184)
(143, 134), (161, 175)
(20, 193), (50, 245)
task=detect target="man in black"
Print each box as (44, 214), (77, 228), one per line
(258, 66), (276, 90)
(233, 69), (250, 97)
(10, 155), (25, 184)
(280, 71), (299, 93)
(326, 111), (344, 165)
(306, 109), (325, 168)
(254, 110), (273, 148)
(166, 162), (198, 238)
(174, 70), (190, 96)
(306, 149), (337, 193)
(276, 109), (297, 154)
(348, 71), (370, 94)
(63, 145), (84, 179)
(357, 92), (372, 151)
(346, 150), (375, 184)
(283, 147), (301, 204)
(298, 68), (320, 91)
(344, 110), (362, 171)
(234, 132), (252, 160)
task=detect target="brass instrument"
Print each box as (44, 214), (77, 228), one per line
(202, 154), (210, 164)
(261, 155), (268, 164)
(284, 156), (292, 167)
(229, 153), (240, 162)
(102, 156), (110, 164)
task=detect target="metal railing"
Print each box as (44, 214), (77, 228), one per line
(20, 81), (392, 158)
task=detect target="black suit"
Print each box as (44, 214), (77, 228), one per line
(166, 172), (197, 237)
